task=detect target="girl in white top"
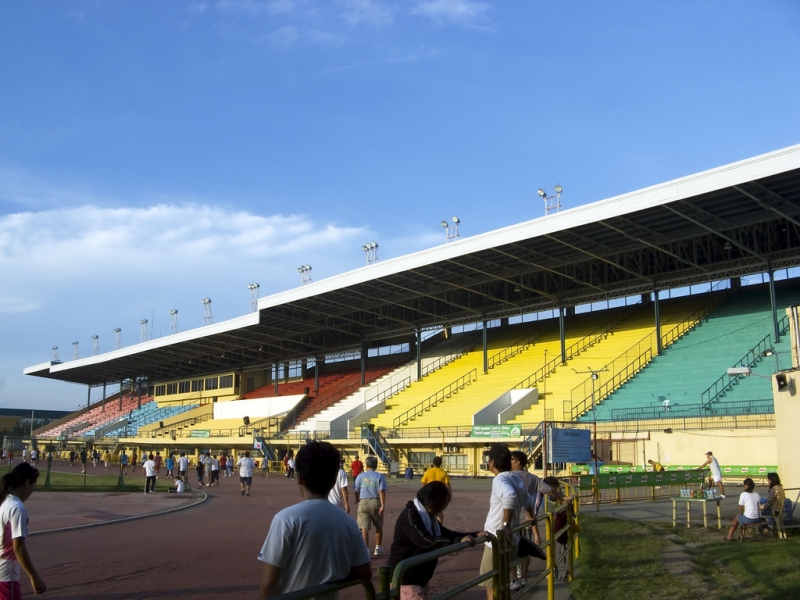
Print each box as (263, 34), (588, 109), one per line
(0, 463), (46, 596)
(724, 477), (762, 540)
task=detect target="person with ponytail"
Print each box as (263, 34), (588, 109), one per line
(0, 463), (46, 596)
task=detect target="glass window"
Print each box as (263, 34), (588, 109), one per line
(219, 375), (233, 388)
(205, 377), (218, 390)
(178, 381), (190, 394)
(166, 383), (177, 395)
(191, 379), (203, 392)
(154, 385), (166, 397)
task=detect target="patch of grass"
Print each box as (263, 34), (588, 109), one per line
(569, 515), (689, 600)
(41, 471), (141, 493)
(693, 536), (800, 600)
(570, 514), (800, 600)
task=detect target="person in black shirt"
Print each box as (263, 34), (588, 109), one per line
(387, 481), (485, 599)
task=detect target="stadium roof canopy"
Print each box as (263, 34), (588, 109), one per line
(26, 144), (800, 387)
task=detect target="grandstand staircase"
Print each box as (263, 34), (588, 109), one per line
(362, 426), (397, 467)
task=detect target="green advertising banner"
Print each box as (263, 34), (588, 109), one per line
(471, 424), (523, 438)
(581, 469), (710, 490)
(189, 430), (210, 438)
(571, 464), (778, 476)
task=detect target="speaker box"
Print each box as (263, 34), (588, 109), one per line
(775, 373), (789, 392)
(159, 421), (164, 428)
(243, 416), (250, 426)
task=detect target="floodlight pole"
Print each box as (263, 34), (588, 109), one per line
(573, 366), (608, 507)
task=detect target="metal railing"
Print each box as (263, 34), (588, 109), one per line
(392, 369), (478, 429)
(267, 494), (580, 600)
(364, 377), (411, 408)
(701, 333), (773, 408)
(611, 398), (774, 421)
(512, 308), (635, 392)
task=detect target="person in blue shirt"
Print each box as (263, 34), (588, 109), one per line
(353, 455), (389, 555)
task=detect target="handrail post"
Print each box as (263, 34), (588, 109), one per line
(566, 505), (575, 583)
(378, 565), (392, 599)
(545, 514), (554, 600)
(494, 528), (508, 600)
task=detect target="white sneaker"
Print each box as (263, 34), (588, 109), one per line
(720, 494), (726, 498)
(510, 580), (522, 592)
(373, 546), (384, 555)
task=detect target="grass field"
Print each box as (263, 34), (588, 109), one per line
(40, 470), (141, 492)
(570, 515), (800, 600)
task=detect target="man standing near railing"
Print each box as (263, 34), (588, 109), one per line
(479, 443), (535, 600)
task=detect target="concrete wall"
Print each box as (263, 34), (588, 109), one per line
(774, 369), (799, 491)
(213, 395), (305, 419)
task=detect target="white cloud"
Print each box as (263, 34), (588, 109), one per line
(0, 204), (366, 318)
(411, 0), (490, 25)
(338, 0), (395, 27)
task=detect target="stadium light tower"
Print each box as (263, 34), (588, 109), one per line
(52, 346), (60, 362)
(91, 334), (99, 355)
(362, 241), (379, 264)
(248, 283), (260, 313)
(297, 264), (312, 284)
(72, 341), (79, 360)
(440, 217), (460, 242)
(169, 309), (179, 335)
(113, 328), (122, 350)
(538, 185), (563, 216)
(202, 298), (214, 325)
(139, 319), (149, 343)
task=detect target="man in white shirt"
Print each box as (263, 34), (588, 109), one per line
(479, 443), (535, 599)
(143, 454), (157, 494)
(177, 452), (189, 483)
(30, 449), (38, 466)
(697, 451), (725, 497)
(327, 459), (350, 513)
(257, 442), (370, 598)
(238, 452), (255, 496)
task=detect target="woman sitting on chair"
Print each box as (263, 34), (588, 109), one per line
(760, 473), (785, 532)
(724, 477), (761, 541)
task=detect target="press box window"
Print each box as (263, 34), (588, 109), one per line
(219, 375), (233, 388)
(205, 377), (219, 390)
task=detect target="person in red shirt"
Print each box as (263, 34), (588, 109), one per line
(351, 455), (364, 478)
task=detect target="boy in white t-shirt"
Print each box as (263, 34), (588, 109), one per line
(143, 454), (157, 494)
(256, 442), (370, 598)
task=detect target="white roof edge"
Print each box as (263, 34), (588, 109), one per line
(23, 361), (59, 376)
(258, 143), (800, 309)
(46, 311), (261, 375)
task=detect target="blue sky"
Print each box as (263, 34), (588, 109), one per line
(1, 0), (799, 410)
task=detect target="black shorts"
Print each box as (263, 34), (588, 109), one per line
(240, 476), (252, 485)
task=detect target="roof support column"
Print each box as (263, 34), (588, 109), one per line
(768, 262), (780, 344)
(483, 320), (488, 374)
(654, 291), (663, 356)
(86, 385), (91, 409)
(118, 379), (123, 410)
(559, 308), (566, 364)
(101, 382), (106, 412)
(274, 364), (280, 395)
(314, 359), (320, 394)
(137, 379), (142, 410)
(416, 328), (422, 381)
(360, 341), (367, 386)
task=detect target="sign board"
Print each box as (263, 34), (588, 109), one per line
(547, 428), (591, 463)
(470, 424), (523, 438)
(582, 469), (710, 490)
(189, 430), (210, 438)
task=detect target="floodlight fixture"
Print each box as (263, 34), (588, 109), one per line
(727, 367), (751, 376)
(201, 298), (214, 325)
(72, 341), (79, 360)
(539, 185), (564, 215)
(52, 346), (60, 362)
(91, 334), (99, 355)
(248, 283), (260, 313)
(298, 265), (312, 284)
(441, 217), (461, 242)
(113, 328), (122, 350)
(139, 319), (149, 343)
(169, 309), (180, 334)
(362, 241), (379, 264)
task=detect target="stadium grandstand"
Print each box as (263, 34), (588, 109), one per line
(23, 144), (800, 480)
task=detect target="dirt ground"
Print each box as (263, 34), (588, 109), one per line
(24, 463), (533, 599)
